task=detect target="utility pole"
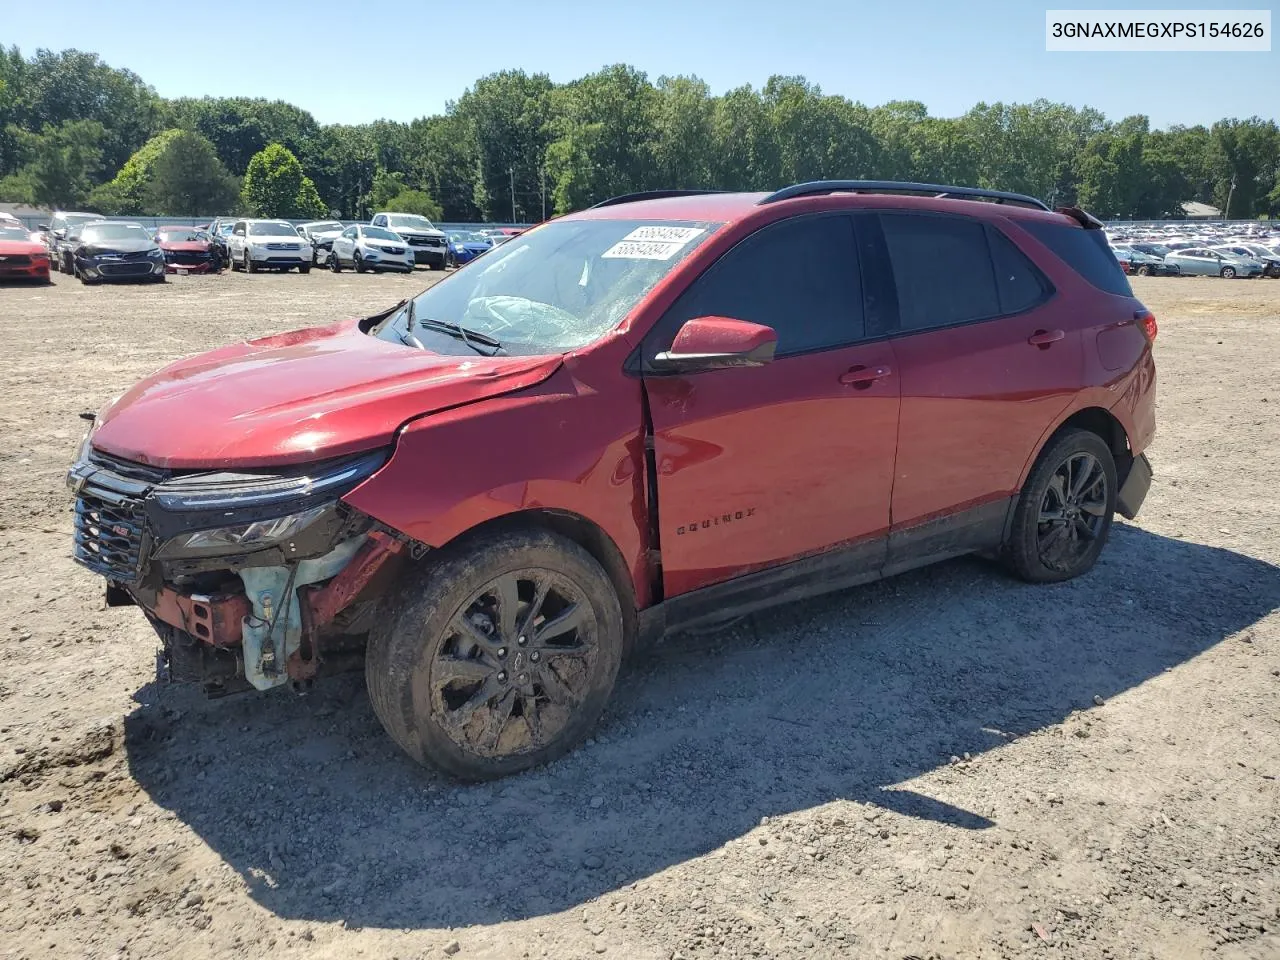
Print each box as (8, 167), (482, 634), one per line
(540, 166), (546, 222)
(1224, 172), (1237, 221)
(510, 167), (516, 224)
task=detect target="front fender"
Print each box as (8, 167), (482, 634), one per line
(342, 362), (653, 605)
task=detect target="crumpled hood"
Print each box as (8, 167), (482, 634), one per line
(158, 240), (209, 253)
(92, 318), (563, 469)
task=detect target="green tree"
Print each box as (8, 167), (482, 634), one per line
(452, 70), (555, 221)
(546, 64), (660, 214)
(242, 143), (325, 218)
(145, 130), (239, 215)
(379, 188), (443, 220)
(370, 169), (408, 210)
(165, 97), (322, 177)
(10, 119), (105, 208)
(87, 128), (182, 214)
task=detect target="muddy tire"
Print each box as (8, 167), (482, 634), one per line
(366, 528), (624, 780)
(1004, 428), (1117, 584)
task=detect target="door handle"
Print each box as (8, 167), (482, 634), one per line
(1028, 329), (1065, 348)
(840, 364), (892, 387)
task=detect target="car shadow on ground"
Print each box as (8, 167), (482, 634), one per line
(123, 524), (1280, 930)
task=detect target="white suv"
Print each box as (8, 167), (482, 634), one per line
(227, 219), (313, 273)
(328, 224), (415, 273)
(370, 212), (449, 269)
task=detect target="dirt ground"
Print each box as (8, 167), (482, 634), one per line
(0, 268), (1277, 960)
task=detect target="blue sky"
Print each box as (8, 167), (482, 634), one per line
(4, 0), (1276, 127)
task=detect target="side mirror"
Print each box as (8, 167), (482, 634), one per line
(652, 316), (777, 373)
(36, 223), (49, 232)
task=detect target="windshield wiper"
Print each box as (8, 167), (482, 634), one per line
(414, 314), (503, 356)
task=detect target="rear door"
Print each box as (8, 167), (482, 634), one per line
(872, 211), (1081, 569)
(641, 213), (899, 597)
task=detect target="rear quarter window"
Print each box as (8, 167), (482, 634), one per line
(1022, 220), (1133, 296)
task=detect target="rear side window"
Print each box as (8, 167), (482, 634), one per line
(657, 214), (864, 357)
(987, 226), (1051, 314)
(1022, 220), (1133, 296)
(880, 213), (1000, 330)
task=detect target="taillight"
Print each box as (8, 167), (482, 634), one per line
(1136, 309), (1158, 342)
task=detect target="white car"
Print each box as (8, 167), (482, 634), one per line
(227, 219), (313, 273)
(297, 220), (347, 265)
(370, 212), (449, 269)
(328, 224), (415, 273)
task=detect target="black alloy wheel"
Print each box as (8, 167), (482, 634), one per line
(1036, 452), (1109, 573)
(430, 570), (599, 759)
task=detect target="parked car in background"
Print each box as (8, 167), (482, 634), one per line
(371, 212), (448, 269)
(0, 220), (51, 282)
(1215, 244), (1280, 278)
(66, 180), (1156, 779)
(42, 211), (101, 261)
(328, 224), (414, 273)
(154, 226), (222, 274)
(298, 220), (346, 265)
(207, 219), (236, 264)
(447, 230), (493, 265)
(227, 220), (313, 274)
(1164, 247), (1263, 278)
(68, 221), (166, 284)
(480, 228), (519, 247)
(1111, 244), (1178, 276)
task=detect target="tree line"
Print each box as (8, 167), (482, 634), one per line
(1, 46), (1278, 222)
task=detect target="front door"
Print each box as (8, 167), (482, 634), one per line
(641, 213), (899, 598)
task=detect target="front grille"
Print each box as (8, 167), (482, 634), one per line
(266, 243), (300, 251)
(99, 262), (153, 277)
(88, 450), (171, 484)
(74, 485), (147, 582)
(0, 255), (32, 265)
(166, 251), (211, 265)
(407, 235), (443, 247)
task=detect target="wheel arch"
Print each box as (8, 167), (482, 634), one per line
(1019, 405), (1134, 498)
(431, 508), (640, 658)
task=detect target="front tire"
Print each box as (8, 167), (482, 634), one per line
(299, 264), (311, 274)
(366, 528), (624, 780)
(354, 251), (367, 274)
(1004, 429), (1117, 584)
(1136, 265), (1152, 277)
(244, 251), (257, 274)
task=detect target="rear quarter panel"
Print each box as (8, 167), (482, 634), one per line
(999, 217), (1157, 480)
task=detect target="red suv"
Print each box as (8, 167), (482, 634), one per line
(68, 180), (1156, 779)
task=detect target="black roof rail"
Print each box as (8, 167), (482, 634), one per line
(591, 189), (726, 209)
(757, 180), (1050, 211)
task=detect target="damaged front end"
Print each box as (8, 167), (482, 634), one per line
(67, 443), (411, 697)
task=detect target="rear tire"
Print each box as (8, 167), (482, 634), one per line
(1136, 265), (1152, 277)
(1004, 429), (1117, 584)
(1220, 266), (1236, 279)
(366, 528), (624, 780)
(330, 250), (342, 272)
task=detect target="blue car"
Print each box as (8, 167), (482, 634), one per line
(447, 230), (493, 265)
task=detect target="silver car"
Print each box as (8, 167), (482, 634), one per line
(1163, 247), (1263, 279)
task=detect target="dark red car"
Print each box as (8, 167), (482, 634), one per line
(0, 222), (52, 282)
(68, 180), (1156, 779)
(154, 225), (222, 274)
